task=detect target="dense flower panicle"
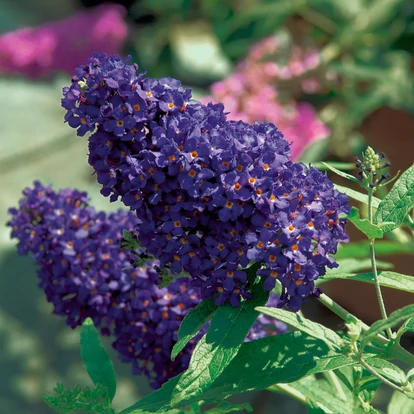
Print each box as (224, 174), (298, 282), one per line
(201, 37), (329, 160)
(0, 4), (127, 78)
(8, 182), (287, 388)
(62, 53), (349, 310)
(110, 272), (204, 388)
(7, 181), (139, 328)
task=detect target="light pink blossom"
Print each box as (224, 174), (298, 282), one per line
(0, 3), (128, 78)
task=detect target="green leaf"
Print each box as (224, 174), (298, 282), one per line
(171, 299), (217, 361)
(326, 258), (393, 275)
(374, 164), (414, 233)
(170, 277), (269, 406)
(361, 305), (414, 350)
(255, 307), (343, 350)
(203, 402), (253, 414)
(185, 333), (360, 406)
(80, 318), (117, 402)
(335, 241), (413, 259)
(388, 390), (414, 414)
(120, 376), (182, 414)
(397, 317), (414, 338)
(270, 375), (364, 414)
(367, 358), (407, 386)
(122, 332), (359, 413)
(321, 162), (360, 183)
(313, 162), (356, 171)
(347, 207), (384, 239)
(354, 376), (381, 405)
(334, 184), (381, 208)
(318, 271), (414, 294)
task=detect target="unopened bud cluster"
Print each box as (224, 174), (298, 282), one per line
(355, 147), (391, 189)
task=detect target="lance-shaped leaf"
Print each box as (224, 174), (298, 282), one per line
(347, 207), (384, 239)
(335, 241), (413, 259)
(171, 299), (217, 361)
(321, 162), (360, 183)
(170, 277), (269, 406)
(318, 271), (414, 294)
(334, 184), (381, 208)
(80, 318), (117, 402)
(375, 164), (414, 233)
(325, 258), (393, 275)
(270, 376), (364, 414)
(255, 307), (343, 350)
(397, 317), (414, 338)
(361, 304), (414, 350)
(121, 332), (359, 413)
(367, 358), (407, 386)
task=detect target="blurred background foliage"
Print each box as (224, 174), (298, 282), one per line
(0, 0), (413, 412)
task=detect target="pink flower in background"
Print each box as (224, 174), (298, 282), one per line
(202, 37), (330, 160)
(0, 3), (128, 78)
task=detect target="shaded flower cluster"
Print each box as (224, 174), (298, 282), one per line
(0, 4), (127, 78)
(7, 180), (136, 328)
(62, 52), (349, 311)
(8, 182), (286, 388)
(202, 36), (330, 160)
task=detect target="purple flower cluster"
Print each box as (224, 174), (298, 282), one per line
(8, 182), (286, 388)
(202, 36), (330, 160)
(7, 181), (136, 328)
(62, 52), (349, 311)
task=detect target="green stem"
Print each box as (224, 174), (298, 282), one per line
(368, 186), (393, 339)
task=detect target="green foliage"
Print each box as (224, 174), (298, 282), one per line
(334, 184), (381, 208)
(347, 207), (384, 238)
(322, 162), (360, 183)
(44, 383), (115, 414)
(80, 318), (117, 402)
(122, 332), (359, 413)
(335, 241), (413, 259)
(271, 375), (365, 414)
(397, 317), (414, 339)
(368, 358), (407, 387)
(375, 165), (414, 233)
(170, 276), (270, 406)
(171, 299), (217, 360)
(203, 402), (253, 414)
(121, 230), (142, 252)
(327, 258), (393, 274)
(360, 305), (414, 350)
(255, 306), (343, 351)
(319, 271), (414, 294)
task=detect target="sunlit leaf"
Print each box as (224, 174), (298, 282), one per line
(375, 165), (414, 233)
(171, 273), (269, 406)
(347, 207), (384, 238)
(255, 307), (343, 350)
(318, 271), (414, 294)
(361, 305), (414, 350)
